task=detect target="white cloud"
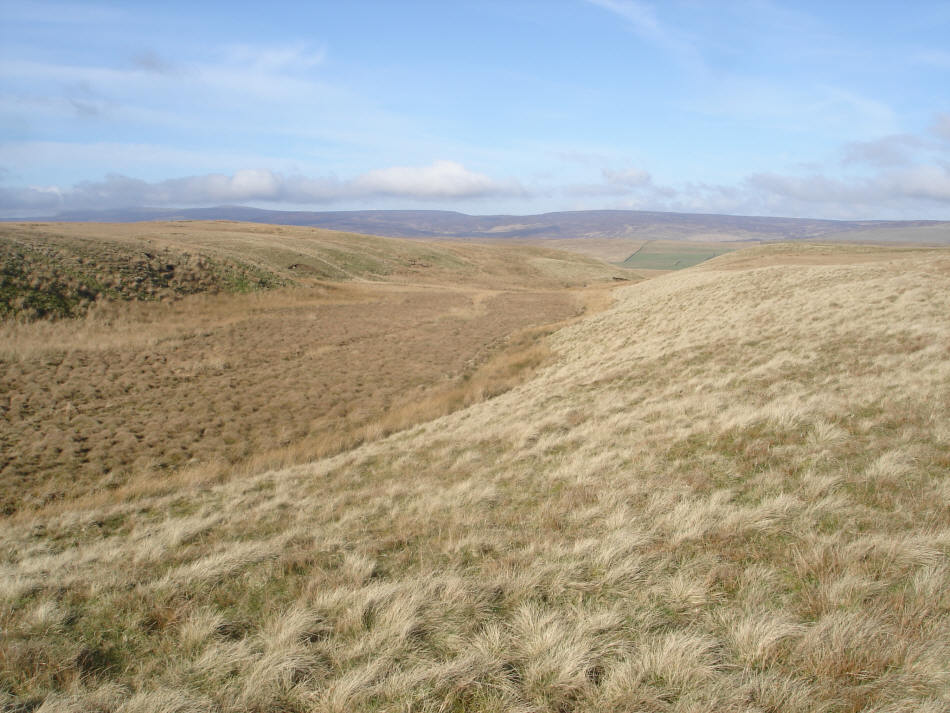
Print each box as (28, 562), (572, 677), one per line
(841, 134), (923, 167)
(0, 162), (526, 215)
(933, 113), (950, 142)
(740, 164), (950, 216)
(220, 43), (326, 72)
(353, 161), (518, 199)
(562, 165), (677, 201)
(602, 167), (651, 187)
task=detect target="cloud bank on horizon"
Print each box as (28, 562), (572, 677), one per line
(1, 0), (949, 220)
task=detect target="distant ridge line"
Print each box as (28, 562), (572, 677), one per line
(7, 206), (950, 243)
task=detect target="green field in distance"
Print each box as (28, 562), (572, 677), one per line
(620, 240), (738, 270)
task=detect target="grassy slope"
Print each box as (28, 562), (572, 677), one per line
(0, 221), (632, 320)
(476, 236), (753, 267)
(0, 222), (632, 515)
(3, 243), (950, 711)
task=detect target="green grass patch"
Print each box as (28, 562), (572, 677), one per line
(620, 241), (736, 270)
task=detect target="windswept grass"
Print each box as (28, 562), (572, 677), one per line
(2, 242), (949, 711)
(1, 221), (631, 321)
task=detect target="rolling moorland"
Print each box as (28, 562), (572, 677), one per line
(1, 224), (949, 712)
(18, 206), (950, 268)
(0, 221), (633, 515)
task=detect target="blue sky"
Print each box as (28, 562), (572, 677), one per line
(1, 0), (949, 219)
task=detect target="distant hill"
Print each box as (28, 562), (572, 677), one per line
(14, 206), (950, 244)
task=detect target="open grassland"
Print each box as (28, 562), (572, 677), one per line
(479, 237), (657, 264)
(0, 221), (627, 320)
(0, 222), (631, 515)
(2, 243), (950, 712)
(620, 240), (744, 271)
(478, 237), (754, 269)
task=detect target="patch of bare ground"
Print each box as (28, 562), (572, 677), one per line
(2, 243), (949, 712)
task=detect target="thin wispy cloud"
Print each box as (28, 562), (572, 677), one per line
(933, 113), (950, 142)
(585, 0), (704, 70)
(912, 49), (950, 70)
(841, 135), (923, 168)
(602, 167), (651, 188)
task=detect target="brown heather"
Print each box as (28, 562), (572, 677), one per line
(1, 237), (949, 712)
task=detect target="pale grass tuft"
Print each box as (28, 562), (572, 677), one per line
(259, 605), (327, 651)
(341, 552), (378, 586)
(908, 564), (950, 609)
(862, 449), (915, 485)
(633, 630), (720, 691)
(34, 683), (128, 713)
(154, 539), (283, 589)
(823, 572), (879, 608)
(178, 607), (225, 654)
(193, 639), (257, 687)
(237, 648), (322, 709)
(733, 671), (824, 713)
(28, 599), (66, 630)
(662, 572), (710, 614)
(728, 611), (806, 668)
(861, 699), (950, 713)
(808, 418), (848, 447)
(0, 574), (38, 602)
(116, 689), (211, 713)
(735, 564), (782, 608)
(797, 611), (905, 683)
(313, 659), (388, 713)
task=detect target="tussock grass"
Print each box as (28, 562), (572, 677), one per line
(2, 244), (949, 711)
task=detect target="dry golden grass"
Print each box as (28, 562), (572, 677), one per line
(1, 221), (630, 319)
(1, 222), (631, 515)
(2, 242), (949, 711)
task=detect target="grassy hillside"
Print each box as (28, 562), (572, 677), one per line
(0, 221), (631, 320)
(0, 222), (632, 515)
(2, 243), (949, 711)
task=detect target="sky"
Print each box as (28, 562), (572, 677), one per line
(1, 0), (949, 220)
